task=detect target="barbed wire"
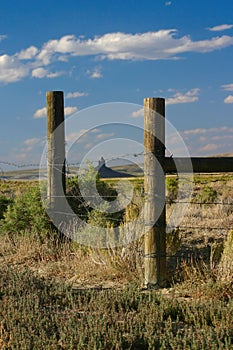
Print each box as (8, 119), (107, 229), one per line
(0, 151), (144, 173)
(0, 152), (144, 166)
(1, 152), (233, 177)
(1, 154), (233, 227)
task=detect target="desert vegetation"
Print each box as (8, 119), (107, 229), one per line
(0, 172), (233, 349)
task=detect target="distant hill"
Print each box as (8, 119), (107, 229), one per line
(1, 153), (233, 181)
(96, 157), (143, 178)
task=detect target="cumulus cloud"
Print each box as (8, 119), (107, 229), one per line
(96, 132), (115, 139)
(87, 67), (102, 78)
(199, 143), (219, 152)
(165, 35), (233, 54)
(55, 31), (232, 59)
(208, 24), (233, 32)
(24, 138), (41, 146)
(183, 126), (233, 135)
(33, 106), (78, 119)
(182, 126), (233, 156)
(131, 88), (200, 117)
(221, 83), (233, 91)
(32, 67), (48, 78)
(1, 29), (233, 83)
(32, 67), (63, 79)
(165, 1), (172, 6)
(66, 129), (88, 143)
(64, 106), (78, 115)
(0, 54), (29, 83)
(84, 143), (94, 150)
(131, 108), (144, 118)
(17, 46), (39, 60)
(33, 107), (47, 119)
(47, 71), (63, 78)
(224, 95), (233, 104)
(66, 91), (88, 99)
(166, 88), (200, 105)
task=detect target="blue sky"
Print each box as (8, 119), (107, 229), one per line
(0, 0), (233, 169)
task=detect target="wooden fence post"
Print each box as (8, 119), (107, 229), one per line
(46, 91), (66, 210)
(144, 97), (167, 288)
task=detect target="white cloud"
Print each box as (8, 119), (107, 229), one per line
(131, 108), (144, 118)
(1, 29), (233, 83)
(21, 138), (45, 153)
(183, 126), (233, 135)
(199, 143), (219, 152)
(208, 24), (233, 32)
(64, 106), (78, 115)
(66, 129), (88, 143)
(17, 46), (38, 60)
(32, 30), (233, 63)
(47, 71), (63, 78)
(165, 35), (233, 54)
(24, 138), (40, 146)
(14, 153), (28, 161)
(33, 107), (47, 119)
(181, 126), (233, 156)
(96, 132), (115, 139)
(211, 134), (233, 141)
(66, 91), (88, 99)
(224, 95), (233, 104)
(87, 67), (102, 79)
(33, 105), (78, 119)
(84, 143), (94, 150)
(32, 67), (48, 78)
(32, 67), (63, 79)
(0, 54), (29, 83)
(58, 55), (69, 62)
(165, 1), (172, 6)
(131, 89), (200, 117)
(91, 128), (101, 133)
(166, 88), (200, 105)
(221, 83), (233, 91)
(0, 35), (7, 42)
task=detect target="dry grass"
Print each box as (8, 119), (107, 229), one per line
(0, 232), (134, 290)
(166, 175), (233, 261)
(1, 175), (233, 348)
(1, 174), (233, 290)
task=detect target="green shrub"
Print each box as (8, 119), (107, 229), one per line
(166, 177), (178, 204)
(0, 187), (53, 239)
(67, 163), (122, 226)
(0, 194), (13, 219)
(197, 186), (218, 204)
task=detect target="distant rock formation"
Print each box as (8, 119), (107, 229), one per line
(96, 157), (134, 179)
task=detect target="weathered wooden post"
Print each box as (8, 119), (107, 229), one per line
(144, 97), (166, 288)
(46, 91), (66, 210)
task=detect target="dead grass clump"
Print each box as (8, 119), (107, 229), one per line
(0, 231), (133, 288)
(218, 230), (233, 282)
(174, 257), (233, 301)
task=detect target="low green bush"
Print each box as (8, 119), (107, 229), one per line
(66, 163), (123, 226)
(0, 194), (13, 219)
(0, 187), (53, 240)
(166, 177), (178, 204)
(197, 185), (218, 204)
